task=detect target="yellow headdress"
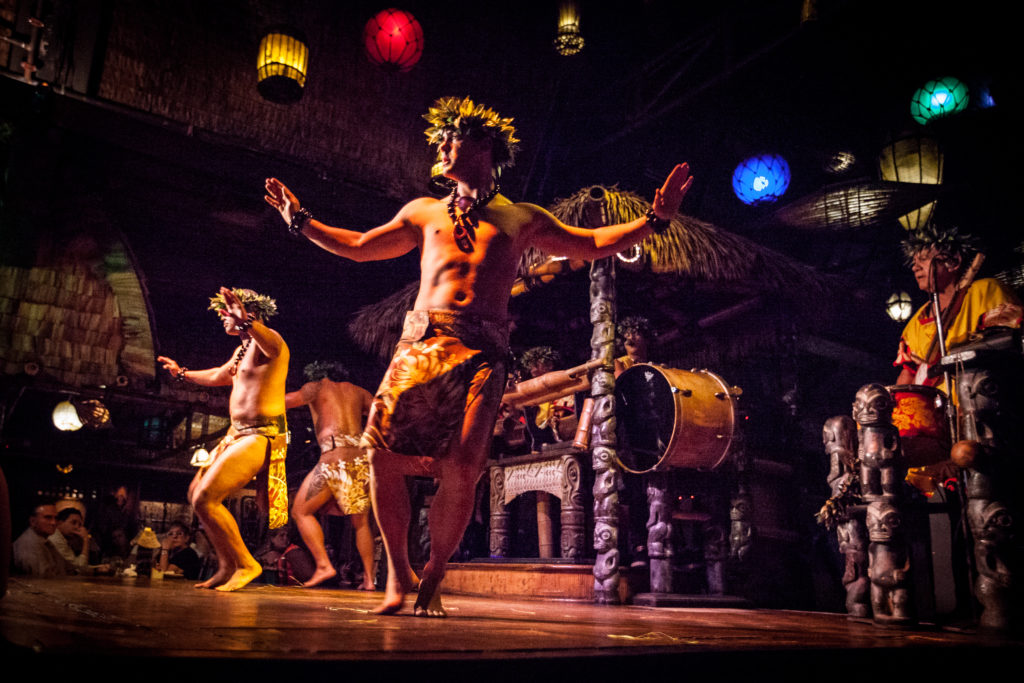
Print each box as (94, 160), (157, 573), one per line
(423, 96), (520, 170)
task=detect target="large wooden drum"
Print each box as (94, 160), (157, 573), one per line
(887, 384), (951, 468)
(614, 364), (737, 473)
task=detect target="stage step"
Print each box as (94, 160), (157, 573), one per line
(444, 560), (613, 602)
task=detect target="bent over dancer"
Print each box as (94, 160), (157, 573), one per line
(265, 96), (692, 616)
(159, 287), (289, 592)
(285, 361), (375, 589)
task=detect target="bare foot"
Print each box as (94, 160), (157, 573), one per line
(413, 575), (446, 618)
(194, 567), (232, 589)
(302, 566), (337, 588)
(356, 580), (376, 591)
(215, 563), (263, 592)
(372, 570), (418, 614)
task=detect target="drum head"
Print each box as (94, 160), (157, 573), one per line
(614, 365), (675, 473)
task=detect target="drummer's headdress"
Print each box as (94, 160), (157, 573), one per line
(901, 224), (982, 266)
(424, 96), (520, 171)
(617, 315), (654, 341)
(519, 346), (561, 371)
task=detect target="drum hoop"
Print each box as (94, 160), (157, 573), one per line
(664, 367), (735, 472)
(615, 364), (736, 474)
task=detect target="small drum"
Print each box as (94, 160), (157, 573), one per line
(887, 384), (951, 468)
(614, 364), (737, 473)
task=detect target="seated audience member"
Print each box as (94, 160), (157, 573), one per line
(48, 507), (109, 575)
(156, 520), (201, 579)
(12, 500), (68, 577)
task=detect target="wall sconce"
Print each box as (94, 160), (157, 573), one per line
(554, 2), (585, 56)
(886, 291), (914, 322)
(52, 400), (83, 431)
(257, 27), (309, 103)
(190, 447), (212, 468)
(52, 398), (111, 431)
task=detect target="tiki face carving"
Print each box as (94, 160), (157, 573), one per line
(853, 383), (894, 425)
(866, 504), (902, 542)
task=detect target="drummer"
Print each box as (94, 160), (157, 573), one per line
(518, 346), (575, 449)
(894, 224), (1022, 388)
(614, 316), (654, 378)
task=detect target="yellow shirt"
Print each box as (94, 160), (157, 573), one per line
(894, 278), (1021, 383)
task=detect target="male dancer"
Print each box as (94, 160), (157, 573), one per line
(285, 361), (375, 589)
(265, 96), (692, 616)
(158, 287), (289, 591)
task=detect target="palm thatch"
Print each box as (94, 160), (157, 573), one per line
(347, 280), (419, 361)
(524, 185), (834, 296)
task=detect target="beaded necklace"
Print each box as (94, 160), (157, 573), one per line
(230, 338), (252, 376)
(446, 184), (499, 252)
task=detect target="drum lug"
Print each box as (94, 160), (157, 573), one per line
(671, 386), (692, 397)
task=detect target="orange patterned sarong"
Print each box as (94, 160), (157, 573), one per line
(361, 310), (509, 459)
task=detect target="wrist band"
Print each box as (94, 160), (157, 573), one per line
(645, 208), (671, 235)
(175, 368), (188, 383)
(288, 207), (312, 237)
(237, 312), (256, 332)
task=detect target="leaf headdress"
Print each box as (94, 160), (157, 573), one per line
(424, 96), (520, 170)
(208, 288), (278, 319)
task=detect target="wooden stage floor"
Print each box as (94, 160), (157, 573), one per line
(1, 576), (1019, 679)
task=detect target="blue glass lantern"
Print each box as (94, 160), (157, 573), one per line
(732, 154), (791, 205)
(910, 77), (969, 125)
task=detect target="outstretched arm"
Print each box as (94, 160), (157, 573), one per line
(157, 354), (234, 387)
(529, 163), (693, 260)
(264, 177), (420, 262)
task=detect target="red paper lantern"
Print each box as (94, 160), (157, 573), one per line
(363, 8), (424, 72)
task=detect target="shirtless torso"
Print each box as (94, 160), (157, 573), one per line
(158, 287), (289, 592)
(286, 375), (375, 588)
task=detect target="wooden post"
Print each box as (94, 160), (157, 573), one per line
(590, 256), (621, 603)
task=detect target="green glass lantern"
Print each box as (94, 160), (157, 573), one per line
(910, 77), (969, 125)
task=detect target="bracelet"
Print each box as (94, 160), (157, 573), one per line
(288, 207), (312, 237)
(645, 208), (671, 235)
(175, 368), (188, 383)
(237, 312), (257, 332)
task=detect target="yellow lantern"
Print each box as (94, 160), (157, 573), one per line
(257, 28), (309, 104)
(877, 135), (943, 231)
(554, 2), (584, 56)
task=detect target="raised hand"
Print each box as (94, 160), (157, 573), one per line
(157, 355), (181, 376)
(264, 177), (300, 225)
(651, 163), (693, 220)
(219, 287), (247, 325)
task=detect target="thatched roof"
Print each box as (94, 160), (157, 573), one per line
(525, 185), (835, 296)
(348, 280), (420, 362)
